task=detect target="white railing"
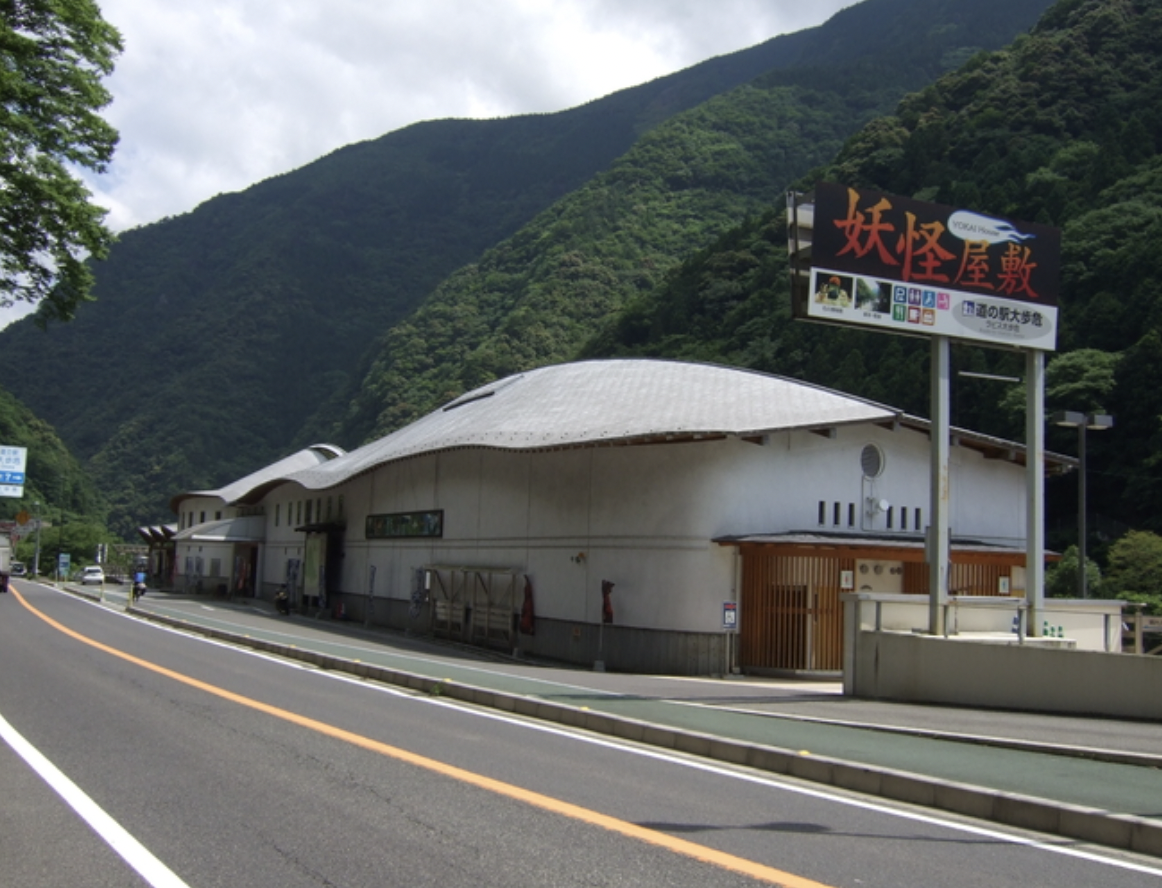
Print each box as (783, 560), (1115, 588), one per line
(847, 593), (1126, 652)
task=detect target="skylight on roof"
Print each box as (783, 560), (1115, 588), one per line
(442, 374), (524, 412)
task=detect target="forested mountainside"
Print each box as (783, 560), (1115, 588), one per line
(0, 387), (104, 557)
(0, 0), (1051, 537)
(584, 0), (1162, 542)
(324, 0), (1053, 446)
(0, 47), (813, 537)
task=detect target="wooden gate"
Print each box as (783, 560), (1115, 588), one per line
(739, 552), (848, 673)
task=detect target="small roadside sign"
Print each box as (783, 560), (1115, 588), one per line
(723, 601), (738, 631)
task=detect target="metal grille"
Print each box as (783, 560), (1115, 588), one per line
(860, 443), (884, 478)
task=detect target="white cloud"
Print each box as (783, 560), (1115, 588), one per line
(83, 0), (851, 231)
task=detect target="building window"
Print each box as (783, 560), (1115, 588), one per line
(305, 500), (313, 525)
(818, 501), (826, 525)
(215, 511), (222, 521)
(847, 503), (855, 527)
(900, 506), (908, 530)
(296, 501), (302, 525)
(199, 511), (206, 524)
(886, 507), (894, 530)
(914, 508), (922, 531)
(833, 501), (841, 526)
(275, 504), (281, 527)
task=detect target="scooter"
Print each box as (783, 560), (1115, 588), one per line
(274, 587), (290, 615)
(132, 581), (146, 602)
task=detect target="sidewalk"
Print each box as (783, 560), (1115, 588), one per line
(70, 584), (1162, 857)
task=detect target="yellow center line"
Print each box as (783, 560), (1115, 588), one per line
(14, 587), (835, 888)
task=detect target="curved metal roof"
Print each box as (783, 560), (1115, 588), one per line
(285, 359), (901, 492)
(169, 444), (346, 511)
(171, 515), (265, 543)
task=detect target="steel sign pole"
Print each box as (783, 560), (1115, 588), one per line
(1025, 350), (1045, 635)
(1077, 422), (1087, 600)
(928, 335), (951, 635)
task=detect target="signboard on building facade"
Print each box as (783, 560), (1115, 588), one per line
(790, 183), (1061, 350)
(365, 510), (444, 539)
(0, 446), (27, 498)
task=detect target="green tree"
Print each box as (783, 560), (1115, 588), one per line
(1044, 545), (1102, 599)
(996, 348), (1119, 428)
(1102, 530), (1162, 615)
(0, 0), (122, 323)
(1105, 530), (1162, 595)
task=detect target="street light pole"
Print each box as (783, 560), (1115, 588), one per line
(33, 500), (41, 578)
(1051, 410), (1113, 599)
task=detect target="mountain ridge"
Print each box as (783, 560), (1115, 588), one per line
(0, 0), (1054, 535)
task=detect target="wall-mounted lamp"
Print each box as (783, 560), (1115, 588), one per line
(570, 552), (587, 564)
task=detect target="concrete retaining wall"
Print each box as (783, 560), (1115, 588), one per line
(847, 628), (1162, 720)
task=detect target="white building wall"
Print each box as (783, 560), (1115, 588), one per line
(178, 496), (229, 529)
(174, 496), (226, 586)
(260, 483), (357, 593)
(259, 420), (1028, 636)
(262, 488), (304, 592)
(711, 424), (1027, 546)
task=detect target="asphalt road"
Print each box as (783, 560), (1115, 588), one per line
(3, 583), (1161, 887)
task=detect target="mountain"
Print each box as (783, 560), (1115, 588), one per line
(323, 0), (1055, 445)
(0, 386), (106, 570)
(583, 0), (1162, 541)
(0, 0), (1053, 537)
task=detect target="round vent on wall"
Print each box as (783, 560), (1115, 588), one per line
(860, 443), (885, 479)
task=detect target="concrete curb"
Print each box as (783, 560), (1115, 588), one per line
(714, 707), (1162, 770)
(132, 606), (1162, 859)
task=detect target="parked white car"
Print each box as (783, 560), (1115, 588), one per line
(80, 566), (105, 585)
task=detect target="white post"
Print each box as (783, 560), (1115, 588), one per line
(928, 336), (951, 635)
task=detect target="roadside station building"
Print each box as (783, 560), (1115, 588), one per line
(162, 359), (1071, 675)
(167, 445), (345, 598)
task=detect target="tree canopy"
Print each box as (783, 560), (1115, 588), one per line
(0, 0), (121, 323)
(1102, 530), (1162, 614)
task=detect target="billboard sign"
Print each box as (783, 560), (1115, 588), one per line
(0, 445), (27, 498)
(792, 183), (1061, 350)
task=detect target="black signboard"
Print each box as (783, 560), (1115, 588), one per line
(798, 183), (1061, 349)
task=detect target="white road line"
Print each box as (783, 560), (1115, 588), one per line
(0, 712), (192, 888)
(47, 584), (1162, 877)
(412, 692), (1162, 878)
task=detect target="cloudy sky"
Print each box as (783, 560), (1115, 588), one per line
(84, 0), (852, 233)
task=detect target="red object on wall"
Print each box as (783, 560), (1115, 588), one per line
(601, 580), (614, 624)
(520, 576), (536, 635)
